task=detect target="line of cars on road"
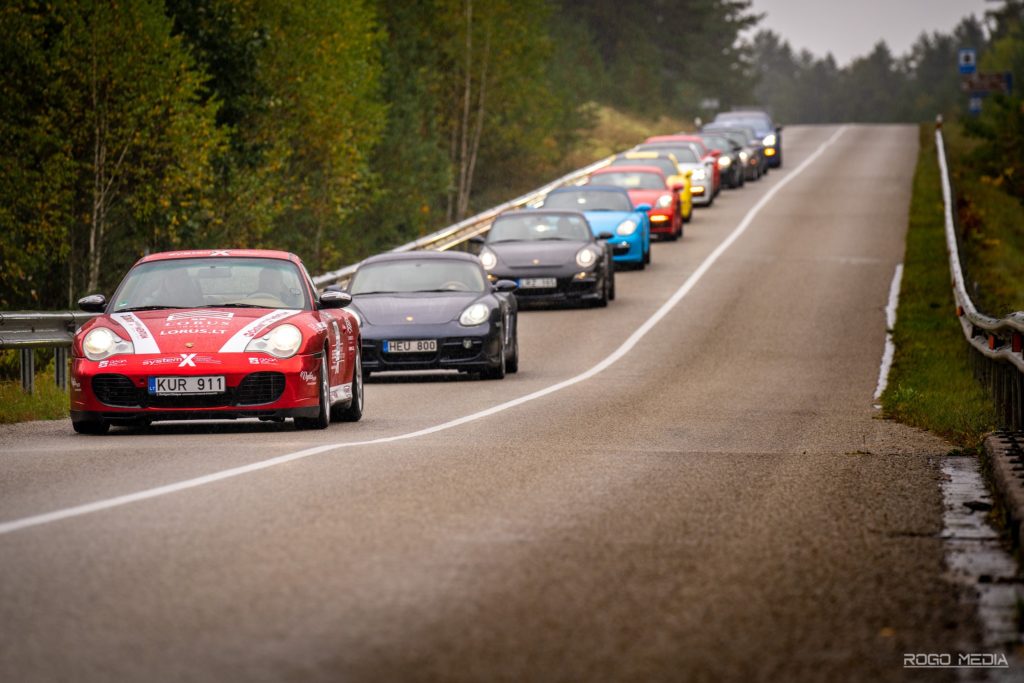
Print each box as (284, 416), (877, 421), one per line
(68, 109), (781, 433)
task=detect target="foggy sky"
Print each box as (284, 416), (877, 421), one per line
(748, 0), (993, 66)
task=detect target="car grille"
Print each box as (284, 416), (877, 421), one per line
(91, 372), (286, 409)
(235, 372), (286, 406)
(92, 374), (142, 407)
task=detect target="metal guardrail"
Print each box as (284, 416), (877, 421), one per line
(936, 124), (1024, 429)
(0, 312), (98, 393)
(1, 155), (617, 393)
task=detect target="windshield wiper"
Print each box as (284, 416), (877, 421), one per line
(115, 305), (190, 312)
(217, 302), (280, 308)
(354, 290), (400, 295)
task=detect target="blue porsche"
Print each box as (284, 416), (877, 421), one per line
(539, 186), (652, 269)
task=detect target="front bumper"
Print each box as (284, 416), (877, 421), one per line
(493, 269), (604, 306)
(690, 182), (712, 206)
(608, 233), (644, 263)
(70, 352), (323, 422)
(360, 321), (502, 373)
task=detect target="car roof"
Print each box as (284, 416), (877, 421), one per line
(592, 164), (667, 177)
(549, 185), (631, 195)
(497, 208), (591, 221)
(358, 250), (482, 266)
(137, 249), (301, 265)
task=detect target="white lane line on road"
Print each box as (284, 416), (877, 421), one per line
(0, 126), (848, 537)
(874, 263), (904, 403)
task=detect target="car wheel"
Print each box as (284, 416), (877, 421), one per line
(608, 266), (616, 301)
(72, 416), (109, 435)
(480, 339), (506, 380)
(332, 347), (363, 422)
(295, 350), (330, 430)
(506, 326), (519, 374)
(643, 244), (650, 266)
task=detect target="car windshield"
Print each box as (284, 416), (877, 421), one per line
(110, 257), (309, 311)
(612, 157), (676, 176)
(543, 190), (633, 212)
(706, 129), (748, 148)
(714, 112), (772, 131)
(488, 214), (592, 242)
(590, 170), (665, 190)
(701, 135), (734, 152)
(350, 260), (486, 294)
(635, 144), (699, 164)
(706, 126), (758, 144)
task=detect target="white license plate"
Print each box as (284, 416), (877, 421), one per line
(148, 375), (226, 395)
(384, 339), (438, 353)
(519, 277), (557, 288)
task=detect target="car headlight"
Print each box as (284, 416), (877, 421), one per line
(656, 194), (673, 208)
(616, 219), (638, 236)
(576, 247), (598, 268)
(459, 302), (490, 327)
(82, 326), (134, 361)
(691, 168), (707, 181)
(763, 133), (776, 146)
(245, 323), (303, 359)
(479, 248), (497, 271)
(739, 151), (749, 162)
(717, 156), (732, 168)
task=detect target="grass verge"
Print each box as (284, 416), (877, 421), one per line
(880, 124), (997, 448)
(0, 373), (69, 424)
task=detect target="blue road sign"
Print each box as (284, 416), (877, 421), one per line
(959, 48), (977, 75)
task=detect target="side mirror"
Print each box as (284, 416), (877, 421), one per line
(635, 203), (652, 212)
(710, 149), (722, 156)
(78, 294), (106, 313)
(776, 125), (783, 132)
(597, 231), (614, 240)
(469, 235), (486, 245)
(319, 290), (352, 309)
(493, 279), (517, 293)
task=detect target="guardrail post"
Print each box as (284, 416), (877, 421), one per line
(19, 348), (34, 395)
(55, 347), (68, 391)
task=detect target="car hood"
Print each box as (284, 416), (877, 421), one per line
(582, 211), (636, 232)
(101, 307), (304, 354)
(488, 241), (586, 268)
(624, 189), (668, 205)
(353, 292), (480, 326)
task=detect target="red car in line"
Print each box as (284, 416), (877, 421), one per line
(70, 249), (363, 433)
(587, 165), (684, 241)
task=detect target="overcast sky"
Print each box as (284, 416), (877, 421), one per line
(747, 0), (993, 66)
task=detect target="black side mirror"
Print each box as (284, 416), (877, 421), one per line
(469, 236), (486, 245)
(597, 231), (614, 240)
(493, 279), (517, 293)
(78, 294), (106, 313)
(319, 290), (352, 309)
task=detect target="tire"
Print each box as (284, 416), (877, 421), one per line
(480, 339), (506, 380)
(608, 266), (616, 301)
(506, 325), (519, 374)
(295, 350), (330, 430)
(72, 416), (109, 435)
(332, 347), (363, 422)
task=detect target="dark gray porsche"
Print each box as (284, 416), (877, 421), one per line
(476, 210), (614, 307)
(346, 251), (518, 380)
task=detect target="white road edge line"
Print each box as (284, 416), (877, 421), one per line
(0, 126), (848, 537)
(874, 263), (904, 403)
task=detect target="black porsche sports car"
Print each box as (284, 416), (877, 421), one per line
(346, 251), (518, 380)
(476, 210), (615, 307)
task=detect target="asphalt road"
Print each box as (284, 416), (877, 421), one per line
(0, 125), (979, 682)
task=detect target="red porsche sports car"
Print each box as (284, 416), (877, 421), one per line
(587, 165), (684, 240)
(70, 249), (363, 433)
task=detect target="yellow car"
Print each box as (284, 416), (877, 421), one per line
(608, 150), (693, 223)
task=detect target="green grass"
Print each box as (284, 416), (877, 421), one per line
(944, 124), (1024, 317)
(562, 103), (690, 169)
(880, 124), (997, 448)
(0, 372), (69, 424)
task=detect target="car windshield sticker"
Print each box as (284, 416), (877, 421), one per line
(110, 312), (161, 354)
(218, 309), (301, 353)
(166, 310), (235, 322)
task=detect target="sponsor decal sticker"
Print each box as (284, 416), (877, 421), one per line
(110, 312), (161, 354)
(247, 357), (278, 365)
(300, 370), (318, 385)
(166, 310), (234, 322)
(218, 309), (301, 353)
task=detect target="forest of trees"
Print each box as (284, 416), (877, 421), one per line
(2, 0), (1024, 311)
